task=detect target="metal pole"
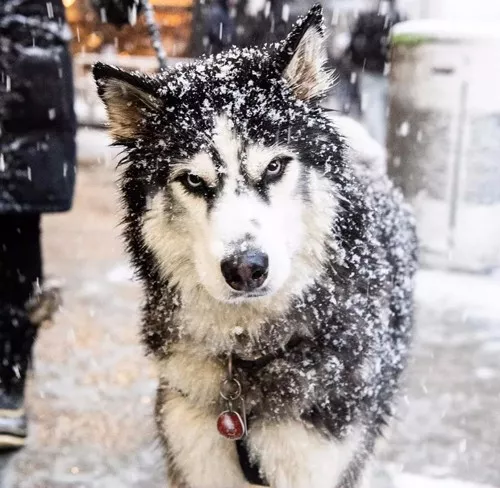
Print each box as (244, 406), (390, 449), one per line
(140, 0), (168, 71)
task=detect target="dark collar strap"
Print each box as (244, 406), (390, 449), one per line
(232, 335), (303, 486)
(232, 335), (303, 372)
(236, 434), (268, 486)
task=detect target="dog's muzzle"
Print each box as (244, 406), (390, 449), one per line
(220, 251), (268, 292)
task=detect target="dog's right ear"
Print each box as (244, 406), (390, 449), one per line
(274, 4), (333, 101)
(93, 62), (161, 142)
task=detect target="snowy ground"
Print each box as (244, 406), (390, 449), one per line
(0, 130), (497, 487)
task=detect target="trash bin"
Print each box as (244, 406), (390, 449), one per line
(387, 20), (500, 272)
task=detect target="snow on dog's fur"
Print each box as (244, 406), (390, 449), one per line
(94, 5), (417, 488)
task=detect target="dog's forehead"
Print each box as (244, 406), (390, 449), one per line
(153, 46), (303, 131)
(176, 116), (288, 182)
(157, 47), (274, 97)
(144, 45), (342, 175)
(150, 50), (294, 155)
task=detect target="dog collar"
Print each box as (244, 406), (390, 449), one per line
(216, 338), (302, 487)
(217, 353), (267, 486)
(216, 335), (303, 441)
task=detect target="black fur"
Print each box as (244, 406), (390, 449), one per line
(94, 5), (417, 487)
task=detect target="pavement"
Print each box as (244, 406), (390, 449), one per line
(0, 129), (497, 488)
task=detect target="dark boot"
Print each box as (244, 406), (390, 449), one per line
(0, 280), (62, 450)
(0, 306), (36, 449)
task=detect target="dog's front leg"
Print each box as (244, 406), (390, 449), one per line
(157, 389), (250, 488)
(242, 343), (368, 488)
(247, 420), (363, 488)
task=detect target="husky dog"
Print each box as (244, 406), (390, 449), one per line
(93, 5), (417, 488)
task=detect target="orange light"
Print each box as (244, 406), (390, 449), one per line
(151, 0), (193, 6)
(86, 32), (103, 49)
(62, 0), (76, 7)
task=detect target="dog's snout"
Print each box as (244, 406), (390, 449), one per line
(220, 251), (269, 292)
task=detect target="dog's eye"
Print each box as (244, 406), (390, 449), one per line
(185, 174), (203, 189)
(176, 173), (214, 199)
(266, 160), (282, 175)
(263, 157), (291, 182)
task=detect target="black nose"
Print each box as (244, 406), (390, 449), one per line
(220, 251), (269, 292)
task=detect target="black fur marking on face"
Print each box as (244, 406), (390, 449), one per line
(252, 155), (292, 202)
(251, 179), (270, 204)
(208, 146), (226, 173)
(237, 141), (248, 166)
(234, 176), (248, 197)
(296, 163), (312, 203)
(175, 172), (217, 202)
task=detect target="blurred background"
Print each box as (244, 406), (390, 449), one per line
(1, 0), (499, 487)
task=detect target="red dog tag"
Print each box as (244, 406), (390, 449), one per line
(217, 410), (245, 440)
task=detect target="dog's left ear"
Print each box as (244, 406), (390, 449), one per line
(275, 4), (333, 101)
(93, 62), (161, 142)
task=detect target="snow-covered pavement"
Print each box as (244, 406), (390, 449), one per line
(382, 469), (498, 488)
(382, 268), (500, 487)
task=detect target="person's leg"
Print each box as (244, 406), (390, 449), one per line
(0, 213), (42, 449)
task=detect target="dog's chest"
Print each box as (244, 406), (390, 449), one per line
(160, 344), (226, 407)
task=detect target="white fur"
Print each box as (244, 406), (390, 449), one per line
(159, 343), (224, 407)
(328, 114), (387, 184)
(158, 390), (247, 488)
(248, 421), (364, 488)
(211, 116), (241, 182)
(141, 117), (338, 353)
(141, 113), (356, 486)
(104, 14), (378, 488)
(191, 119), (303, 301)
(158, 350), (365, 488)
(170, 152), (220, 188)
(359, 463), (373, 488)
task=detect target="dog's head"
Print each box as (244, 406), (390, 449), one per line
(94, 5), (348, 305)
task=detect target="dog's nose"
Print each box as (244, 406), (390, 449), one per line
(220, 251), (269, 292)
